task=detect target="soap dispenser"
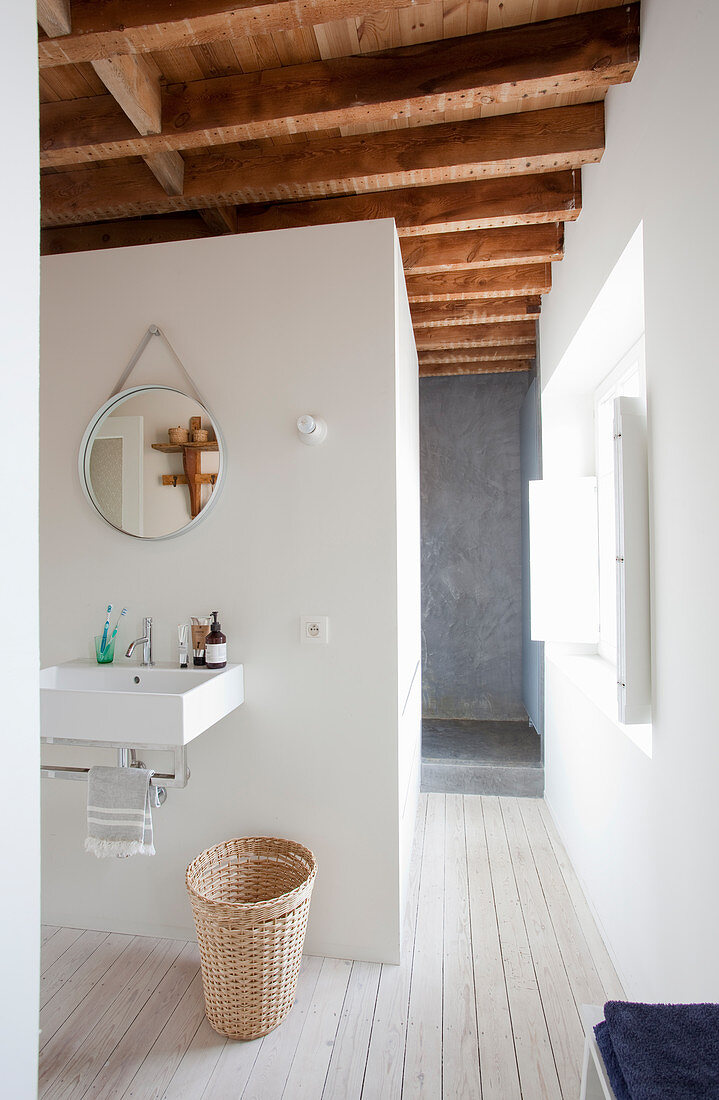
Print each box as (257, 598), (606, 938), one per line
(205, 611), (227, 669)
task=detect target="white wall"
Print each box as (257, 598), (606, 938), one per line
(40, 219), (420, 964)
(540, 0), (719, 998)
(1, 6), (40, 1096)
(394, 236), (422, 919)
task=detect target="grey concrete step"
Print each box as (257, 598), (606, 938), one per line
(421, 717), (543, 797)
(421, 760), (544, 797)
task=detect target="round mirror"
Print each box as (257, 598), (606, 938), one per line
(79, 385), (224, 540)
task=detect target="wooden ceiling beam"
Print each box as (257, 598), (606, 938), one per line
(41, 103), (601, 226)
(415, 322), (537, 350)
(88, 53), (186, 199)
(420, 346), (536, 364)
(40, 172), (579, 253)
(38, 0), (422, 68)
(41, 215), (210, 255)
(420, 361), (533, 377)
(406, 264), (552, 303)
(411, 297), (541, 328)
(231, 173), (581, 238)
(37, 0), (71, 39)
(401, 224), (563, 274)
(90, 55), (162, 136)
(39, 6), (638, 168)
(143, 151), (185, 196)
(198, 206), (238, 235)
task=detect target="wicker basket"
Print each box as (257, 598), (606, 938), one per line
(168, 426), (189, 443)
(191, 428), (209, 443)
(186, 836), (317, 1041)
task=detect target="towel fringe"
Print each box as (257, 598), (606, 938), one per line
(84, 837), (156, 859)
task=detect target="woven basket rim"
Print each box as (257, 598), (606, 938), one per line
(186, 835), (317, 913)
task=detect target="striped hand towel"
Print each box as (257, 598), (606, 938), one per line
(85, 766), (156, 858)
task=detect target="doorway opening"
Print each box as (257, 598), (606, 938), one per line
(419, 372), (543, 795)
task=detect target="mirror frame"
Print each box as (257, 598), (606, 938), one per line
(79, 384), (226, 541)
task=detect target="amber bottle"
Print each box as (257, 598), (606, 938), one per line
(205, 611), (227, 669)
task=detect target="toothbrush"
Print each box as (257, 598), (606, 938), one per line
(108, 608), (127, 644)
(100, 604), (112, 652)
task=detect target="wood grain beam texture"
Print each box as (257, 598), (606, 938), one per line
(38, 0), (424, 67)
(420, 347), (536, 365)
(400, 225), (563, 274)
(40, 174), (580, 253)
(406, 265), (552, 303)
(420, 362), (534, 377)
(414, 322), (537, 350)
(37, 0), (71, 38)
(198, 206), (238, 234)
(88, 51), (186, 197)
(41, 103), (602, 226)
(410, 298), (542, 328)
(39, 7), (639, 167)
(41, 216), (211, 255)
(231, 173), (581, 238)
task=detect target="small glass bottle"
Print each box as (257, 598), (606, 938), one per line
(178, 624), (189, 668)
(205, 611), (227, 669)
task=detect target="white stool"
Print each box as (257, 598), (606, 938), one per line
(580, 1005), (617, 1100)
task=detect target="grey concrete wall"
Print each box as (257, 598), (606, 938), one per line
(420, 373), (529, 720)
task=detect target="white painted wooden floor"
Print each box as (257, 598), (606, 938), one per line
(39, 795), (623, 1099)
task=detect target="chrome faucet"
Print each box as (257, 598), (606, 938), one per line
(125, 616), (153, 666)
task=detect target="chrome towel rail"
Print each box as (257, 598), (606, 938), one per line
(41, 741), (190, 804)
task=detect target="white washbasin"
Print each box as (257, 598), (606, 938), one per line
(40, 660), (244, 746)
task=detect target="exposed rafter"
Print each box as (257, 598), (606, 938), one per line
(420, 361), (534, 377)
(230, 173), (582, 238)
(410, 298), (542, 328)
(198, 206), (239, 235)
(41, 173), (581, 253)
(143, 152), (185, 196)
(35, 1), (641, 378)
(38, 0), (424, 67)
(41, 216), (210, 255)
(41, 103), (602, 227)
(420, 346), (536, 364)
(414, 322), (537, 350)
(406, 265), (552, 303)
(39, 7), (638, 167)
(37, 0), (71, 39)
(90, 55), (162, 136)
(400, 225), (563, 274)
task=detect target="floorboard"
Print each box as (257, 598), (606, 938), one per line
(281, 956), (353, 1096)
(500, 797), (583, 1100)
(322, 960), (382, 1100)
(465, 796), (521, 1100)
(402, 793), (444, 1098)
(483, 797), (562, 1099)
(361, 794), (426, 1100)
(442, 794), (481, 1099)
(240, 954), (322, 1100)
(39, 796), (623, 1100)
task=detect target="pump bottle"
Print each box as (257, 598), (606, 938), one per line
(205, 611), (227, 669)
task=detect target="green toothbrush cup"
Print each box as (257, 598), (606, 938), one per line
(94, 635), (116, 664)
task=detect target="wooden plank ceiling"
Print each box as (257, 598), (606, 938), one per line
(37, 0), (640, 377)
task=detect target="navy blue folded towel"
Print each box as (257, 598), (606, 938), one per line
(594, 1000), (719, 1099)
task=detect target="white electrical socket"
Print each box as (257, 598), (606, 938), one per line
(300, 616), (329, 644)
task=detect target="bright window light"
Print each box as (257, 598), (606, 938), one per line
(529, 477), (599, 643)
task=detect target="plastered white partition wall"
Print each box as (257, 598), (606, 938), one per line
(394, 236), (422, 918)
(0, 6), (41, 1096)
(539, 0), (719, 998)
(40, 220), (420, 963)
